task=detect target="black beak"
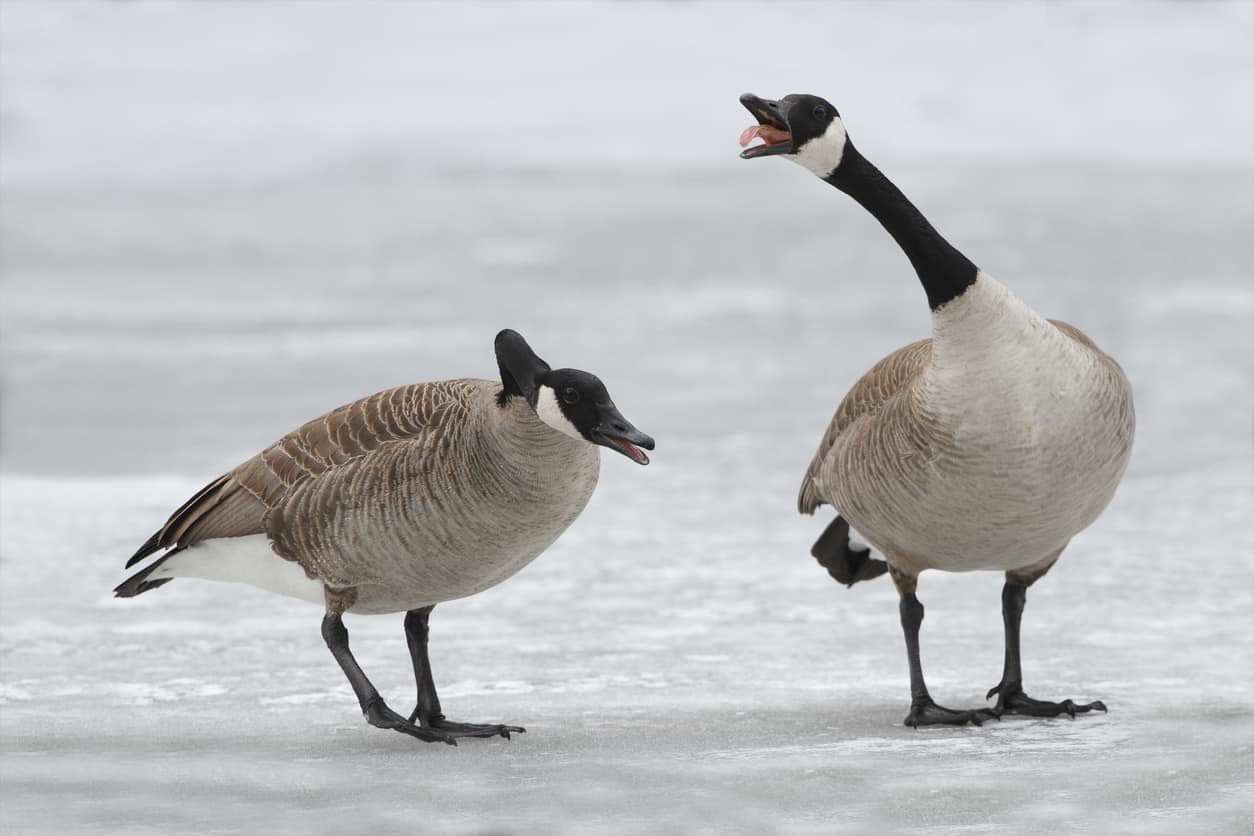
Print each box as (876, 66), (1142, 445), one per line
(740, 93), (789, 129)
(592, 405), (654, 466)
(739, 93), (794, 159)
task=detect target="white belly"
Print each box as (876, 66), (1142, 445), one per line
(149, 534), (326, 605)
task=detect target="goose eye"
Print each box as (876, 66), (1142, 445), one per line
(813, 105), (827, 120)
(561, 388), (580, 404)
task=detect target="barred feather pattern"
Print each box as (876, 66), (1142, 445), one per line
(798, 339), (932, 515)
(145, 379), (600, 614)
(799, 274), (1135, 575)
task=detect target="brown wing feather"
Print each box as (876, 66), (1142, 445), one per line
(798, 339), (932, 514)
(131, 380), (484, 564)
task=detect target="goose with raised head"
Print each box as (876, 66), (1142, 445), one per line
(739, 93), (1134, 727)
(116, 329), (654, 744)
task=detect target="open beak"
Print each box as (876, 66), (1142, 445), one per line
(739, 93), (794, 159)
(592, 407), (654, 466)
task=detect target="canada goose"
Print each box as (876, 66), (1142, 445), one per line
(116, 329), (654, 744)
(739, 93), (1135, 727)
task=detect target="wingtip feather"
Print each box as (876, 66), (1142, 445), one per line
(797, 479), (823, 515)
(125, 531), (163, 568)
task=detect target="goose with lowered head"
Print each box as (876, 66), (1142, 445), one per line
(117, 329), (654, 744)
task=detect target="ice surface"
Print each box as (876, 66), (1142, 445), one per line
(2, 2), (1252, 834)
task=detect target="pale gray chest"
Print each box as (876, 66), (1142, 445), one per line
(825, 276), (1135, 573)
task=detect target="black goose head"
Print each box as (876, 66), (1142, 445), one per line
(494, 329), (655, 465)
(738, 93), (850, 177)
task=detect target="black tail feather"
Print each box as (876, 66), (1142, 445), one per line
(114, 548), (182, 598)
(125, 474), (232, 568)
(811, 515), (888, 587)
(126, 531), (163, 569)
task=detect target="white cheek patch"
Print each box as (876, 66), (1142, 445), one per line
(534, 385), (584, 441)
(792, 119), (847, 178)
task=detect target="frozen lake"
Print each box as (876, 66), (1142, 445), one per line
(2, 2), (1252, 833)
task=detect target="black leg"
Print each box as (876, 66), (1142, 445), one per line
(320, 614), (456, 745)
(404, 607), (442, 724)
(403, 607), (524, 739)
(986, 582), (1107, 718)
(900, 593), (998, 728)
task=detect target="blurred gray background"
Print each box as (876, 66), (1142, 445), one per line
(2, 2), (1251, 834)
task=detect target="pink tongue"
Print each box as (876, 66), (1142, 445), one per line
(739, 125), (764, 148)
(611, 437), (647, 464)
(739, 124), (791, 148)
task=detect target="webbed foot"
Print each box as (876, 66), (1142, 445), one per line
(986, 682), (1107, 718)
(407, 709), (524, 740)
(364, 699), (458, 745)
(904, 697), (1001, 728)
(811, 515), (888, 587)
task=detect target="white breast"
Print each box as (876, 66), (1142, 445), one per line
(928, 276), (1100, 435)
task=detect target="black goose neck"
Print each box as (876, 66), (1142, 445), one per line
(824, 145), (978, 311)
